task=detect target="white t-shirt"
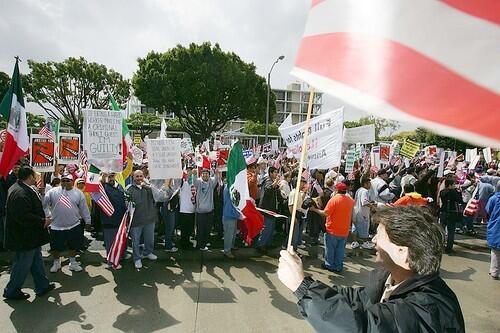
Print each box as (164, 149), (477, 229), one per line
(179, 181), (195, 214)
(354, 187), (370, 222)
(288, 189), (307, 215)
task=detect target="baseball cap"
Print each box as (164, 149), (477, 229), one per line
(335, 182), (347, 191)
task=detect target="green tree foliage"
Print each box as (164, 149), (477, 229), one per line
(0, 71), (9, 102)
(133, 42), (272, 144)
(0, 112), (46, 130)
(411, 127), (474, 152)
(23, 57), (130, 134)
(243, 120), (279, 136)
(127, 112), (161, 138)
(344, 116), (400, 140)
(166, 117), (183, 131)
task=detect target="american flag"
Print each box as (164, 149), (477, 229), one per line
(90, 184), (115, 217)
(58, 194), (73, 209)
(39, 122), (55, 141)
(106, 205), (131, 269)
(79, 150), (89, 177)
(293, 0), (500, 147)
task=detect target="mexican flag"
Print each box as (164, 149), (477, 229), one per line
(109, 93), (131, 162)
(85, 164), (101, 192)
(0, 59), (29, 178)
(227, 141), (263, 245)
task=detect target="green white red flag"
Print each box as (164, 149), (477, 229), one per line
(226, 141), (263, 245)
(109, 93), (132, 162)
(0, 59), (29, 178)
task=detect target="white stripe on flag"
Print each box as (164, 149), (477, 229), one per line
(303, 0), (500, 92)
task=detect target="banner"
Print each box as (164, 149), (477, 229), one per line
(30, 135), (55, 172)
(343, 124), (375, 144)
(344, 150), (356, 174)
(83, 109), (123, 172)
(58, 133), (80, 164)
(279, 107), (344, 169)
(146, 138), (183, 179)
(400, 139), (420, 159)
(379, 143), (390, 163)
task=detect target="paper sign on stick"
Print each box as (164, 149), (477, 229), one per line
(58, 133), (80, 164)
(30, 135), (56, 172)
(146, 138), (183, 179)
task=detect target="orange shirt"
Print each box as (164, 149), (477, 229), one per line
(247, 170), (258, 200)
(324, 194), (355, 237)
(394, 193), (428, 206)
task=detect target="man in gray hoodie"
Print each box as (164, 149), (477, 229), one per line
(193, 168), (220, 251)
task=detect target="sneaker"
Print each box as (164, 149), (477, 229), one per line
(361, 241), (375, 250)
(124, 253), (132, 260)
(164, 247), (178, 253)
(113, 264), (122, 270)
(68, 262), (83, 272)
(206, 242), (211, 247)
(50, 261), (61, 273)
(36, 283), (56, 297)
(351, 241), (360, 249)
(200, 246), (209, 251)
(298, 244), (307, 250)
(3, 291), (30, 300)
(224, 251), (235, 259)
(144, 253), (158, 260)
(134, 259), (142, 269)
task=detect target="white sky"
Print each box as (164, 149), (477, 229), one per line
(0, 0), (415, 130)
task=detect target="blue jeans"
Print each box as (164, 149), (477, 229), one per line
(163, 210), (177, 250)
(258, 215), (275, 248)
(103, 227), (119, 256)
(223, 218), (238, 253)
(4, 247), (50, 297)
(196, 212), (212, 248)
(130, 223), (155, 261)
(324, 234), (347, 271)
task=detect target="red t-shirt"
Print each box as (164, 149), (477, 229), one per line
(324, 194), (355, 237)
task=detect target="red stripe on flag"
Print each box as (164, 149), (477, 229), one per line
(441, 0), (500, 24)
(240, 200), (264, 246)
(311, 0), (326, 8)
(295, 32), (500, 142)
(107, 210), (129, 268)
(0, 132), (28, 178)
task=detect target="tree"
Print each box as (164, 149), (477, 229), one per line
(0, 71), (9, 103)
(344, 116), (400, 140)
(127, 112), (161, 139)
(243, 120), (279, 136)
(0, 112), (46, 130)
(133, 42), (273, 144)
(166, 117), (183, 131)
(412, 127), (474, 152)
(23, 57), (130, 134)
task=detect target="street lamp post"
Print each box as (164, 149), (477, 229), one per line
(265, 55), (285, 144)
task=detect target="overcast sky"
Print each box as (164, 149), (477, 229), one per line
(0, 0), (414, 130)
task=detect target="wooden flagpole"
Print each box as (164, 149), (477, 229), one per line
(287, 87), (315, 251)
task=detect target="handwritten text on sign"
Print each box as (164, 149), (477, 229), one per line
(147, 138), (183, 179)
(83, 109), (122, 159)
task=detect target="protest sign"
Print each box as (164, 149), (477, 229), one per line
(465, 148), (477, 163)
(58, 133), (80, 164)
(400, 139), (420, 159)
(262, 142), (272, 154)
(344, 150), (356, 173)
(371, 146), (381, 169)
(217, 148), (229, 168)
(437, 151), (446, 178)
(483, 147), (492, 163)
(131, 146), (144, 165)
(30, 135), (55, 172)
(469, 155), (480, 171)
(83, 109), (123, 172)
(279, 107), (344, 169)
(180, 138), (194, 154)
(133, 133), (142, 145)
(343, 124), (375, 144)
(271, 139), (279, 152)
(426, 145), (437, 156)
(355, 143), (362, 160)
(379, 143), (390, 163)
(146, 138), (183, 179)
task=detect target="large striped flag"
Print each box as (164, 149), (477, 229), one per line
(90, 183), (115, 217)
(106, 204), (133, 269)
(227, 141), (264, 245)
(109, 93), (132, 162)
(293, 1), (500, 147)
(0, 59), (29, 178)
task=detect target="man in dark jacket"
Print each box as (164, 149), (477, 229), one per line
(3, 166), (55, 300)
(257, 166), (280, 251)
(439, 178), (464, 253)
(278, 205), (464, 332)
(101, 172), (128, 269)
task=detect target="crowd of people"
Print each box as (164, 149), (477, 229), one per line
(1, 142), (499, 304)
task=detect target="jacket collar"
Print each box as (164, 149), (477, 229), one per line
(367, 268), (440, 303)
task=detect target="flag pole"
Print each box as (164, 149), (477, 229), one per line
(287, 87), (314, 251)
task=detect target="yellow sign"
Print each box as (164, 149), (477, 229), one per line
(133, 134), (142, 145)
(400, 139), (420, 159)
